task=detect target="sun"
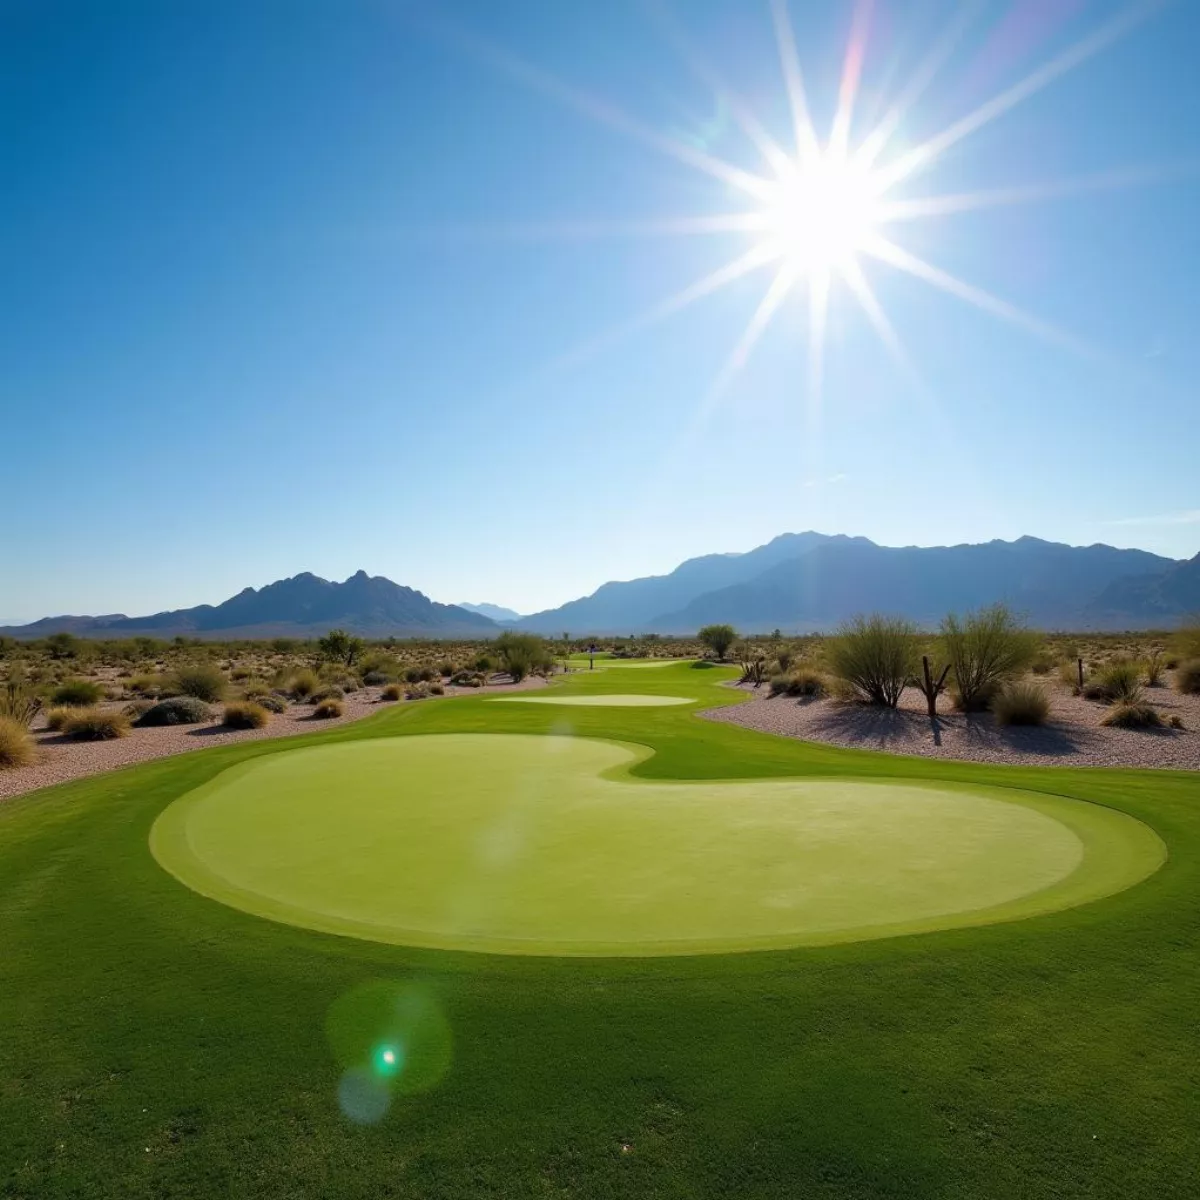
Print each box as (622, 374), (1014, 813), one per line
(760, 152), (884, 274)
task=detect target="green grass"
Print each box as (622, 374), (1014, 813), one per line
(150, 733), (1159, 956)
(2, 663), (1199, 1197)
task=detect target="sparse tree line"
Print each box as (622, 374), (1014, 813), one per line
(726, 606), (1200, 730)
(2, 615), (1198, 770)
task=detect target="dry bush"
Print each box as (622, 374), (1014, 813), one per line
(313, 698), (343, 719)
(1175, 660), (1200, 696)
(52, 679), (105, 707)
(64, 710), (131, 740)
(992, 682), (1050, 727)
(1084, 661), (1143, 705)
(1102, 702), (1163, 729)
(136, 697), (213, 726)
(381, 684), (403, 702)
(288, 669), (319, 700)
(256, 693), (288, 714)
(0, 716), (35, 768)
(44, 706), (74, 732)
(170, 664), (227, 703)
(222, 701), (269, 729)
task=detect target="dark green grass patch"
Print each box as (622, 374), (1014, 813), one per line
(1, 663), (1198, 1198)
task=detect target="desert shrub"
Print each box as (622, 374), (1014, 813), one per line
(405, 684), (429, 700)
(404, 667), (422, 684)
(942, 605), (1038, 712)
(170, 664), (227, 703)
(256, 693), (288, 714)
(44, 706), (74, 732)
(1168, 714), (1185, 730)
(439, 662), (455, 677)
(52, 679), (105, 707)
(450, 671), (484, 688)
(318, 629), (364, 666)
(230, 667), (253, 681)
(335, 676), (360, 693)
(1030, 654), (1053, 675)
(495, 632), (546, 683)
(362, 671), (390, 687)
(127, 674), (165, 696)
(240, 680), (271, 699)
(1172, 618), (1200, 663)
(65, 709), (131, 740)
(828, 615), (917, 708)
(0, 681), (42, 726)
(222, 701), (269, 729)
(122, 700), (155, 721)
(310, 685), (345, 704)
(312, 698), (343, 719)
(1143, 651), (1165, 687)
(1102, 702), (1163, 729)
(474, 654), (494, 673)
(288, 669), (319, 700)
(992, 682), (1050, 727)
(771, 668), (826, 698)
(1085, 660), (1143, 705)
(381, 684), (403, 701)
(0, 716), (35, 768)
(1057, 660), (1083, 693)
(136, 697), (213, 727)
(418, 667), (436, 683)
(1175, 660), (1200, 695)
(697, 624), (737, 661)
(430, 682), (445, 696)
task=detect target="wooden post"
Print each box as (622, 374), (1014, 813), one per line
(922, 655), (936, 718)
(1077, 657), (1084, 690)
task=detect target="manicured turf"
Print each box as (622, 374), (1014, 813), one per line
(152, 733), (1161, 956)
(2, 661), (1199, 1199)
(487, 693), (694, 706)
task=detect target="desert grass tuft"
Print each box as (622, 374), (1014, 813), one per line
(222, 701), (270, 730)
(992, 682), (1050, 727)
(0, 715), (35, 768)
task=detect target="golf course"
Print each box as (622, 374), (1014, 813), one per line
(2, 661), (1197, 1197)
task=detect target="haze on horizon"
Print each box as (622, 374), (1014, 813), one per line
(3, 1), (1199, 623)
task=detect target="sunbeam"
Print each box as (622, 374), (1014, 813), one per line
(419, 0), (1181, 438)
(875, 1), (1165, 191)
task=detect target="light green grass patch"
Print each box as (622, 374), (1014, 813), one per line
(152, 733), (1162, 957)
(487, 693), (694, 707)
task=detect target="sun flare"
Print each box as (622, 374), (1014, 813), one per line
(760, 152), (884, 274)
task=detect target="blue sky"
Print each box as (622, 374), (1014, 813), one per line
(3, 0), (1198, 621)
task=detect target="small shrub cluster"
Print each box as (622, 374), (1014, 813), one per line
(992, 683), (1050, 727)
(769, 669), (826, 698)
(122, 700), (155, 721)
(136, 697), (213, 727)
(170, 665), (227, 703)
(222, 701), (270, 729)
(943, 605), (1038, 712)
(255, 693), (288, 714)
(1102, 702), (1163, 729)
(64, 710), (131, 740)
(1, 682), (43, 726)
(52, 679), (105, 707)
(44, 706), (75, 732)
(312, 698), (343, 719)
(1083, 661), (1143, 705)
(0, 715), (35, 768)
(288, 669), (320, 700)
(1175, 660), (1200, 696)
(381, 684), (403, 702)
(450, 671), (485, 688)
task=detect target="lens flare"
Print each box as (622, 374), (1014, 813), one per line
(327, 981), (453, 1123)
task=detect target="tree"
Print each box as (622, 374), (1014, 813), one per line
(698, 624), (737, 661)
(828, 614), (918, 707)
(318, 628), (364, 667)
(494, 631), (547, 682)
(941, 604), (1038, 712)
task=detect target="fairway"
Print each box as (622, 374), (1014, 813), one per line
(487, 693), (693, 707)
(151, 733), (1162, 956)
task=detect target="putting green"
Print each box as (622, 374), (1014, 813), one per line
(151, 734), (1163, 956)
(488, 694), (693, 707)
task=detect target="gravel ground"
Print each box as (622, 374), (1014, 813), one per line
(703, 673), (1200, 770)
(0, 675), (547, 802)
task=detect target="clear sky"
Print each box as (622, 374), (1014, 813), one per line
(3, 0), (1198, 622)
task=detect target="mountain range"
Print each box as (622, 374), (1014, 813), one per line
(3, 533), (1197, 641)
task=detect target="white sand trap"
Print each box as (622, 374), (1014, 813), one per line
(488, 694), (693, 707)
